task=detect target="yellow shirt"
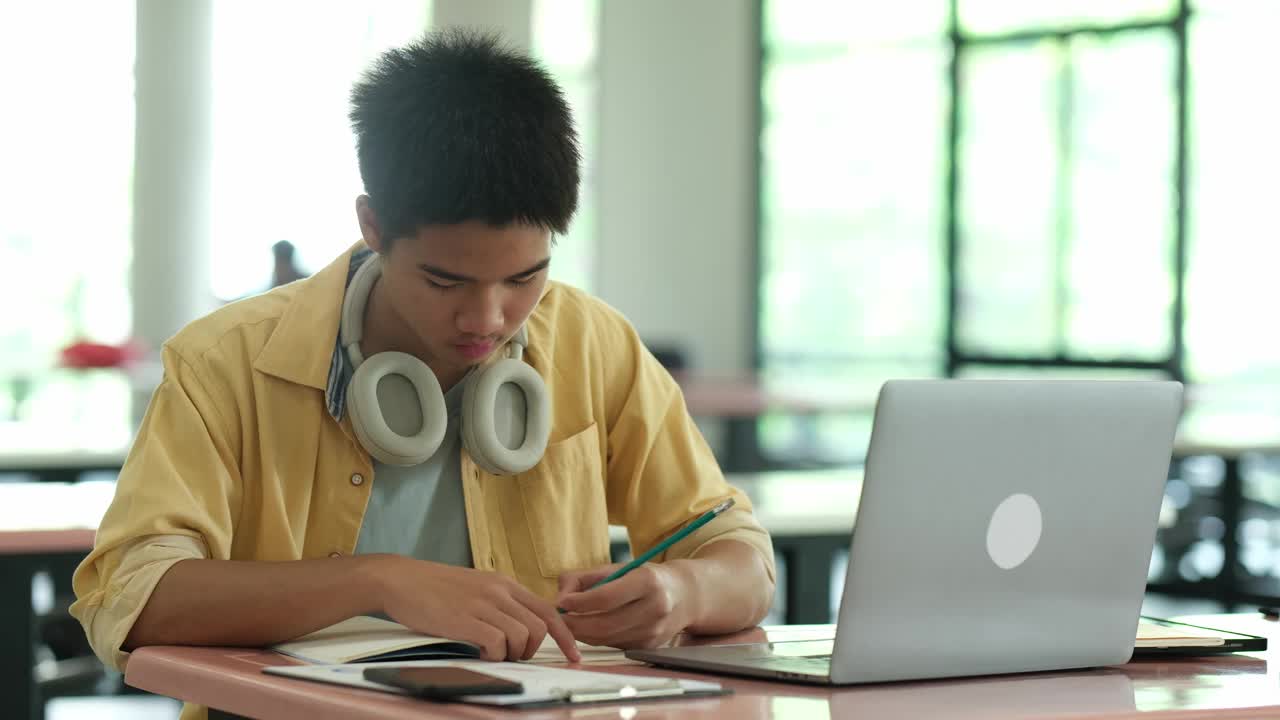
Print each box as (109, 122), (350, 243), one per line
(71, 244), (775, 714)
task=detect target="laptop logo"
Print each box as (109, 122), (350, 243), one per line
(986, 493), (1042, 570)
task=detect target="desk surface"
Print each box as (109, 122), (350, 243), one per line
(124, 615), (1280, 720)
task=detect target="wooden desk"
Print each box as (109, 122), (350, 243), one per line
(124, 614), (1280, 719)
(675, 373), (875, 473)
(0, 481), (113, 720)
(1, 529), (98, 720)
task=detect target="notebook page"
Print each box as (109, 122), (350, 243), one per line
(1135, 620), (1226, 648)
(272, 615), (479, 663)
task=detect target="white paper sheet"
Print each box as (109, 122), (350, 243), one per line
(264, 659), (723, 706)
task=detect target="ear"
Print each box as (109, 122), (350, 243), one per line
(355, 195), (387, 254)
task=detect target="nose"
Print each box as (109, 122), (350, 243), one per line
(456, 286), (504, 338)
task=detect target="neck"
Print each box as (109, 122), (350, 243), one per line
(358, 279), (469, 391)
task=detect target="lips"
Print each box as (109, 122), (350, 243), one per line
(455, 341), (495, 360)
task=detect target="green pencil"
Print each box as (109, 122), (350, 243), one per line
(558, 497), (737, 613)
(557, 496), (737, 615)
(592, 497), (736, 589)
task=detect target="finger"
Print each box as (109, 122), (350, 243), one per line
(563, 596), (650, 646)
(500, 597), (549, 660)
(557, 563), (624, 596)
(479, 606), (530, 661)
(559, 568), (651, 615)
(557, 571), (585, 594)
(567, 593), (679, 650)
(454, 618), (508, 661)
(511, 585), (582, 662)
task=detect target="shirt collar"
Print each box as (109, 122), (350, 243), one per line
(251, 242), (371, 422)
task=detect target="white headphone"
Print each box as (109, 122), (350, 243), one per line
(338, 254), (552, 474)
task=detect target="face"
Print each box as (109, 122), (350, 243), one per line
(357, 197), (551, 382)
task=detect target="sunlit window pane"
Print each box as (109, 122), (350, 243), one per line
(0, 2), (134, 375)
(765, 0), (947, 49)
(762, 47), (945, 364)
(533, 0), (600, 292)
(959, 33), (1175, 360)
(957, 42), (1058, 356)
(1185, 3), (1280, 383)
(960, 0), (1175, 35)
(1067, 33), (1175, 359)
(210, 1), (430, 301)
(759, 0), (947, 460)
(533, 0), (597, 70)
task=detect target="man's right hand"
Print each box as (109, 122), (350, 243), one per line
(367, 554), (581, 662)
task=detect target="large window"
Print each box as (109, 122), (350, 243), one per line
(533, 0), (600, 291)
(758, 2), (948, 461)
(0, 2), (135, 445)
(759, 0), (1280, 460)
(210, 1), (431, 301)
(760, 0), (1280, 605)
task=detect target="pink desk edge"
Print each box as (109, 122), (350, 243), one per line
(124, 615), (1280, 720)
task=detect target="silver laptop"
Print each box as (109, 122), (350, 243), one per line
(627, 379), (1183, 684)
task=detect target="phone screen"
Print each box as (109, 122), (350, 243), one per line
(363, 666), (524, 698)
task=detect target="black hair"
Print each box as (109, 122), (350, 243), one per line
(350, 29), (581, 241)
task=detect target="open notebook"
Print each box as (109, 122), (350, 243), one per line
(1133, 616), (1266, 655)
(1135, 619), (1224, 649)
(271, 615), (635, 665)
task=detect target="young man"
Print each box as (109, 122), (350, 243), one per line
(72, 29), (775, 709)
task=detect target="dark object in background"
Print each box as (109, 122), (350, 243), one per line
(271, 241), (308, 288)
(645, 341), (689, 373)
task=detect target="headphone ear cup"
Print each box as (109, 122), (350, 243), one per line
(462, 358), (551, 475)
(347, 351), (447, 466)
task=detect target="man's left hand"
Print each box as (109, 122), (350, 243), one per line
(556, 561), (697, 649)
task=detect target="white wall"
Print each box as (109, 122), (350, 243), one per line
(595, 1), (756, 373)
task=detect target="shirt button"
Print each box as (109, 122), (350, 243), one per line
(350, 473), (364, 486)
(488, 553), (497, 568)
(329, 551), (342, 558)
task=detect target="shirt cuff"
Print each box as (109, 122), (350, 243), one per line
(70, 534), (208, 671)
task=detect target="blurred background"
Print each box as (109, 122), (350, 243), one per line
(3, 0), (1280, 717)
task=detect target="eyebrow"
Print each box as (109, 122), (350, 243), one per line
(417, 258), (551, 283)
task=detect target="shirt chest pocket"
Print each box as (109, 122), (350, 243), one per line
(515, 423), (611, 578)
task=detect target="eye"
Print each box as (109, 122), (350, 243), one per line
(507, 275), (535, 287)
(426, 278), (461, 291)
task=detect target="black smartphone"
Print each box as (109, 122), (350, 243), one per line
(362, 666), (524, 699)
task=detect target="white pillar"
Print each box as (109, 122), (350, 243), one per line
(432, 0), (533, 52)
(596, 0), (756, 373)
(131, 0), (214, 352)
